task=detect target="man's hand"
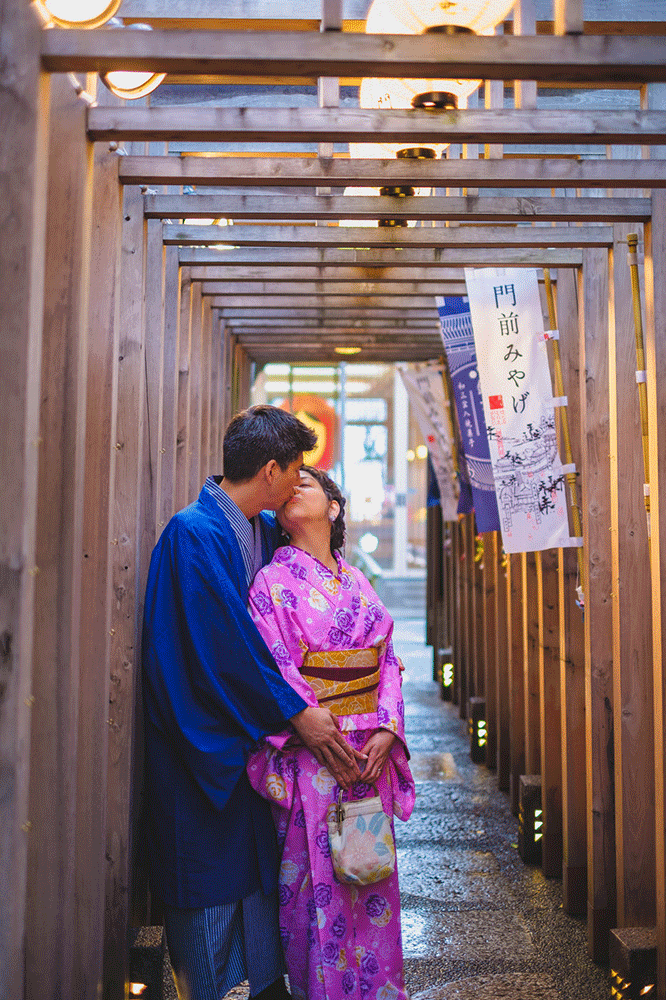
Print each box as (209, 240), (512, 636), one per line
(360, 730), (396, 784)
(290, 706), (367, 790)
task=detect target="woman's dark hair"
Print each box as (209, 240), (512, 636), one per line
(301, 465), (346, 554)
(223, 404), (317, 482)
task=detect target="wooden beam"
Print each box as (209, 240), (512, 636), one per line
(41, 29), (666, 83)
(121, 155), (666, 190)
(145, 193), (652, 223)
(555, 0), (584, 36)
(198, 281), (467, 296)
(89, 106), (666, 146)
(180, 246), (584, 267)
(580, 247), (616, 963)
(211, 297), (439, 310)
(166, 224), (611, 249)
(188, 266), (469, 283)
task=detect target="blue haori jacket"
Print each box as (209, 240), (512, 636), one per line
(142, 485), (308, 908)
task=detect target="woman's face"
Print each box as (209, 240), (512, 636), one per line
(277, 470), (334, 535)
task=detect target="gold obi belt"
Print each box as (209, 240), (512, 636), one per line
(301, 646), (380, 716)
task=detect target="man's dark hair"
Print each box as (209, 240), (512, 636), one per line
(223, 404), (317, 482)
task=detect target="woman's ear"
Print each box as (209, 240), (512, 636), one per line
(328, 500), (340, 523)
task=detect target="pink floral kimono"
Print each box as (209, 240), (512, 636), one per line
(246, 545), (415, 1000)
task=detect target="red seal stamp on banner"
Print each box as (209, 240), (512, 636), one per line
(488, 394), (506, 426)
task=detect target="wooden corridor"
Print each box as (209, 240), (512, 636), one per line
(2, 2), (666, 998)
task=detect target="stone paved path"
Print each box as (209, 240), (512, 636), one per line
(164, 618), (610, 1000)
(396, 619), (608, 1000)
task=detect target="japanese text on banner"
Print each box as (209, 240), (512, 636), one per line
(436, 295), (500, 532)
(398, 362), (459, 521)
(464, 268), (573, 553)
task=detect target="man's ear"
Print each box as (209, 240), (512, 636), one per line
(263, 459), (279, 483)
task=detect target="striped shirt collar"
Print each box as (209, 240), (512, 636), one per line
(203, 475), (258, 585)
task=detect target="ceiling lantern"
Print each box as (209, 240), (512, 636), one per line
(36, 0), (122, 28)
(350, 0), (516, 160)
(365, 0), (518, 36)
(338, 187), (426, 229)
(101, 22), (166, 100)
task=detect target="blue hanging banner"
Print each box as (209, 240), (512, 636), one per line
(436, 295), (501, 533)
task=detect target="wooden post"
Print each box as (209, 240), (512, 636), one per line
(483, 533), (497, 769)
(452, 521), (462, 708)
(209, 311), (222, 475)
(459, 517), (471, 719)
(159, 245), (181, 530)
(495, 536), (511, 792)
(103, 182), (147, 998)
(556, 267), (587, 917)
(580, 248), (616, 963)
(201, 302), (213, 477)
(610, 223), (656, 928)
(537, 548), (563, 879)
(175, 268), (192, 513)
(187, 282), (203, 503)
(644, 189), (666, 1000)
(74, 92), (122, 1000)
(0, 7), (48, 997)
(509, 553), (526, 814)
(524, 552), (541, 776)
(23, 71), (88, 1000)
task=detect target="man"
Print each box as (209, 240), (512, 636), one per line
(142, 405), (365, 1000)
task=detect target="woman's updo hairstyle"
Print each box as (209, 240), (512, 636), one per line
(301, 466), (346, 554)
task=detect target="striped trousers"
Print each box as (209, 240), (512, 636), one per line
(164, 889), (285, 1000)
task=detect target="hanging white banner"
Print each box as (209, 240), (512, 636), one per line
(398, 361), (459, 521)
(464, 267), (573, 553)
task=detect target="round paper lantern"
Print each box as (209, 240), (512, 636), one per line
(101, 22), (166, 100)
(37, 0), (122, 28)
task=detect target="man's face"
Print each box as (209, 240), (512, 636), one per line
(268, 454), (304, 510)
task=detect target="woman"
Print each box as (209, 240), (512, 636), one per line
(247, 467), (415, 1000)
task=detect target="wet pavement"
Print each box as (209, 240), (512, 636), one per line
(395, 619), (608, 1000)
(163, 618), (610, 1000)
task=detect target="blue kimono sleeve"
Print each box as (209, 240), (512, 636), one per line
(142, 511), (308, 812)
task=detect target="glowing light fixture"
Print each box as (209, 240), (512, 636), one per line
(101, 21), (166, 100)
(360, 532), (379, 554)
(468, 697), (486, 763)
(335, 346), (363, 355)
(518, 775), (542, 864)
(416, 444), (428, 459)
(350, 0), (517, 161)
(338, 187), (422, 230)
(406, 449), (416, 462)
(36, 0), (122, 28)
(441, 661), (454, 694)
(129, 985), (148, 997)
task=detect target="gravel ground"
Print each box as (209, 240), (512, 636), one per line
(160, 618), (610, 1000)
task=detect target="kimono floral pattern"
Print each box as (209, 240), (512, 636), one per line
(247, 547), (415, 1000)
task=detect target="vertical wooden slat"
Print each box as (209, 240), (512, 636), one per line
(509, 553), (526, 814)
(25, 73), (91, 1000)
(0, 7), (48, 995)
(556, 267), (587, 916)
(104, 183), (147, 998)
(159, 245), (181, 529)
(209, 311), (222, 474)
(473, 521), (484, 702)
(175, 268), (192, 513)
(610, 223), (656, 928)
(143, 219), (164, 547)
(188, 283), (203, 503)
(459, 517), (471, 720)
(200, 301), (212, 477)
(538, 548), (563, 879)
(75, 99), (122, 1000)
(495, 537), (511, 792)
(483, 532), (497, 769)
(554, 0), (584, 35)
(513, 0), (537, 111)
(524, 552), (541, 776)
(452, 522), (461, 709)
(644, 189), (666, 999)
(580, 248), (616, 963)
